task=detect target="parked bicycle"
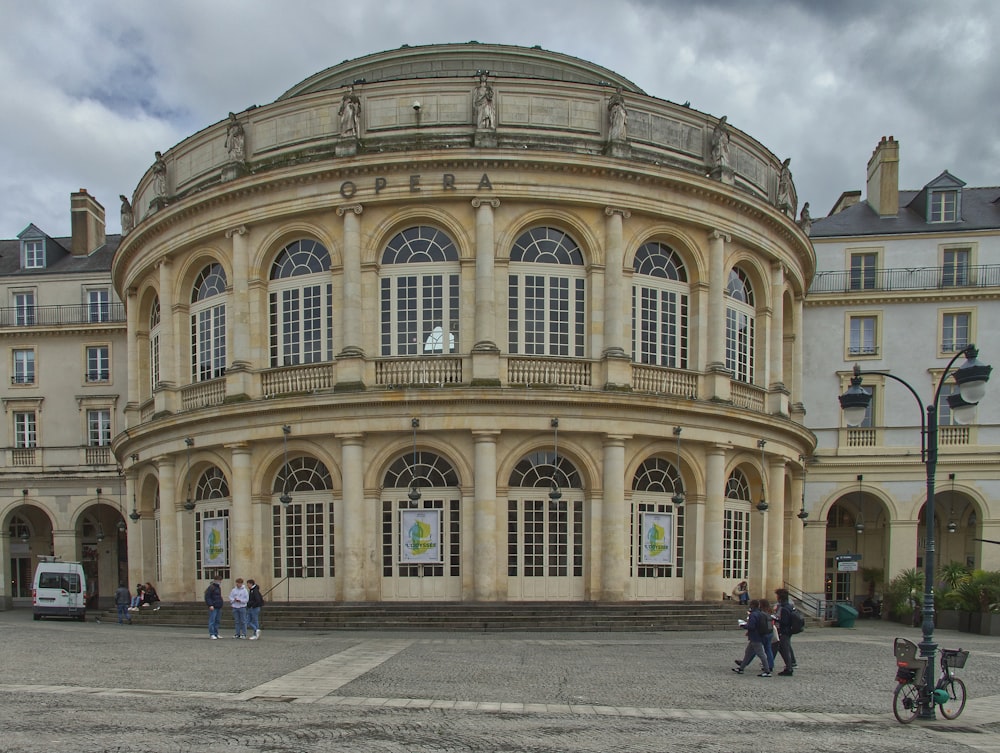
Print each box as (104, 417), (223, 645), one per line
(892, 637), (968, 723)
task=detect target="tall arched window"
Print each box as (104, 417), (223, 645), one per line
(724, 468), (752, 580)
(190, 263), (227, 381)
(194, 465), (231, 581)
(268, 239), (333, 367)
(272, 457), (334, 579)
(632, 242), (689, 368)
(380, 227), (460, 356)
(149, 296), (160, 394)
(508, 227), (586, 357)
(631, 457), (685, 579)
(725, 267), (755, 383)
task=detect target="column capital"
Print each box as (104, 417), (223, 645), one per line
(471, 430), (501, 442)
(471, 197), (500, 209)
(604, 206), (631, 219)
(709, 229), (731, 243)
(337, 203), (364, 217)
(336, 432), (365, 445)
(602, 433), (632, 446)
(225, 224), (248, 239)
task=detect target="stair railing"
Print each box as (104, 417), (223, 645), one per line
(262, 575), (291, 603)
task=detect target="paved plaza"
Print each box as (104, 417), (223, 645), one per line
(0, 609), (998, 752)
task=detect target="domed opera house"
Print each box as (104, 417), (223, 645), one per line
(111, 44), (815, 603)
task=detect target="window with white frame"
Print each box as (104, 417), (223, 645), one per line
(190, 263), (227, 381)
(725, 267), (755, 383)
(23, 240), (44, 269)
(87, 289), (110, 322)
(848, 315), (878, 357)
(14, 291), (36, 326)
(13, 411), (37, 448)
(942, 248), (970, 287)
(12, 349), (35, 385)
(723, 469), (751, 580)
(86, 409), (112, 446)
(379, 227), (460, 356)
(849, 252), (877, 290)
(86, 345), (110, 382)
(272, 457), (335, 579)
(930, 190), (958, 223)
(631, 241), (689, 368)
(941, 311), (970, 354)
(269, 239), (333, 366)
(508, 227), (586, 357)
(149, 296), (161, 393)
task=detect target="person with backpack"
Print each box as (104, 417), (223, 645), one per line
(204, 576), (223, 639)
(773, 588), (800, 675)
(246, 578), (263, 640)
(732, 599), (772, 677)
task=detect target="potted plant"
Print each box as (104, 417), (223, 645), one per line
(935, 561), (970, 631)
(884, 568), (923, 625)
(951, 569), (1000, 634)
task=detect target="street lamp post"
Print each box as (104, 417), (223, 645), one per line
(839, 344), (991, 719)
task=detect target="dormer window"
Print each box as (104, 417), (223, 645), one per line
(929, 190), (958, 223)
(23, 239), (44, 269)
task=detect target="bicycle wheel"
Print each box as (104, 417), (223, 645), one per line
(893, 682), (921, 724)
(938, 677), (967, 719)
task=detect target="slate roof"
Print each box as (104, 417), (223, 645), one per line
(0, 234), (121, 278)
(810, 186), (1000, 238)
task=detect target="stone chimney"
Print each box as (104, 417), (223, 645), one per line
(866, 136), (899, 218)
(70, 189), (106, 256)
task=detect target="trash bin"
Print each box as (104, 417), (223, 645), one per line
(835, 603), (859, 628)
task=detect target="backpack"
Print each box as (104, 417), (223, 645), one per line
(788, 605), (805, 635)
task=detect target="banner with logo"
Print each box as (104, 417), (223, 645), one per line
(202, 517), (229, 568)
(399, 509), (441, 563)
(640, 512), (673, 564)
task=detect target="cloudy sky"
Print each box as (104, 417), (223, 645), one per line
(2, 0), (998, 240)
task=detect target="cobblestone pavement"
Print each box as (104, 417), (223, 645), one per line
(1, 609), (998, 753)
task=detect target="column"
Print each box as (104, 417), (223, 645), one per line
(601, 435), (629, 600)
(338, 205), (364, 357)
(51, 530), (77, 563)
(227, 226), (251, 367)
(703, 444), (726, 600)
(768, 261), (788, 415)
(125, 470), (143, 591)
(472, 198), (499, 350)
(472, 430), (500, 600)
(602, 207), (630, 358)
(706, 230), (729, 369)
(887, 520), (919, 583)
(765, 457), (786, 594)
(156, 455), (180, 600)
(157, 259), (178, 413)
(229, 444), (252, 579)
(790, 296), (806, 422)
(787, 468), (805, 590)
(125, 287), (139, 426)
(339, 434), (365, 600)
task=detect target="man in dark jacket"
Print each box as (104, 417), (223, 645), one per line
(246, 579), (263, 640)
(205, 576), (223, 639)
(732, 600), (772, 677)
(114, 582), (132, 625)
(773, 588), (797, 675)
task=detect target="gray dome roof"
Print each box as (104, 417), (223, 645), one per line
(277, 42), (645, 100)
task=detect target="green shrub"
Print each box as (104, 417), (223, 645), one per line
(885, 568), (924, 620)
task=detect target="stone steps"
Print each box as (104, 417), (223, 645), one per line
(101, 601), (749, 632)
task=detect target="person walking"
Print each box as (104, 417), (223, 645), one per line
(773, 588), (797, 675)
(205, 576), (223, 639)
(229, 578), (249, 639)
(114, 582), (132, 625)
(246, 579), (263, 640)
(732, 600), (772, 677)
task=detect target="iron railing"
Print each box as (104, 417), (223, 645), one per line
(809, 264), (1000, 294)
(0, 303), (125, 327)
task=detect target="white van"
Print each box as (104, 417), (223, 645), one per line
(32, 557), (87, 621)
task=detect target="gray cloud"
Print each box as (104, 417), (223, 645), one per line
(1, 0), (997, 238)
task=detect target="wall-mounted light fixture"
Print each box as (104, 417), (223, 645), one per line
(19, 489), (30, 543)
(549, 418), (562, 502)
(95, 488), (106, 542)
(128, 453), (141, 522)
(672, 427), (685, 505)
(408, 418), (422, 502)
(854, 475), (865, 534)
(183, 438), (196, 511)
(280, 425), (292, 506)
(947, 473), (958, 533)
(797, 455), (810, 525)
(755, 440), (768, 512)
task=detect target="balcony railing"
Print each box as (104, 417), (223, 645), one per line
(631, 364), (697, 397)
(0, 303), (126, 327)
(809, 264), (1000, 294)
(262, 362), (335, 397)
(507, 357), (592, 387)
(375, 357), (463, 387)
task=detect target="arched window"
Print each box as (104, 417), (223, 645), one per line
(268, 240), (333, 367)
(190, 263), (227, 381)
(632, 242), (689, 368)
(149, 296), (160, 394)
(631, 457), (685, 579)
(725, 267), (755, 383)
(724, 468), (752, 580)
(380, 227), (460, 356)
(508, 227), (586, 357)
(272, 457), (334, 580)
(194, 466), (230, 581)
(195, 466), (230, 500)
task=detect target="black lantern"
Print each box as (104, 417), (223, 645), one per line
(755, 440), (768, 512)
(183, 438), (196, 511)
(671, 427), (685, 506)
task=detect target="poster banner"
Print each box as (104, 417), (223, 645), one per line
(203, 517), (229, 568)
(640, 512), (673, 564)
(399, 509), (441, 563)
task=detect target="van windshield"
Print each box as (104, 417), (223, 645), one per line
(38, 573), (82, 593)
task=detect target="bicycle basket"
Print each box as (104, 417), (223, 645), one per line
(943, 649), (969, 669)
